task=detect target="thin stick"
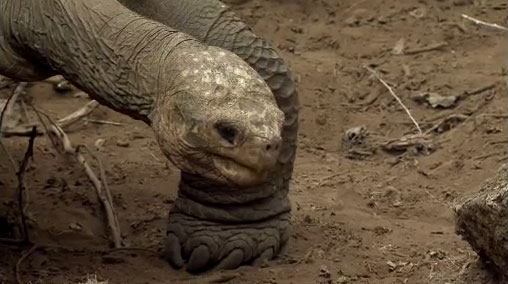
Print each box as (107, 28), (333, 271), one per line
(461, 14), (508, 32)
(46, 123), (122, 248)
(404, 41), (448, 55)
(458, 82), (497, 100)
(107, 247), (158, 254)
(0, 139), (17, 172)
(16, 126), (37, 244)
(0, 87), (19, 171)
(28, 105), (122, 248)
(80, 145), (122, 248)
(16, 244), (38, 284)
(1, 100), (99, 136)
(85, 119), (122, 126)
(0, 82), (27, 131)
(473, 150), (506, 161)
(58, 100), (99, 128)
(364, 66), (422, 134)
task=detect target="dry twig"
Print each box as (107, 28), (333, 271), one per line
(57, 100), (100, 128)
(49, 125), (122, 247)
(0, 82), (27, 132)
(40, 116), (122, 248)
(424, 114), (469, 135)
(381, 133), (434, 155)
(16, 244), (38, 284)
(0, 84), (35, 246)
(364, 66), (422, 134)
(0, 138), (17, 172)
(15, 126), (37, 244)
(461, 14), (508, 32)
(404, 41), (448, 55)
(85, 119), (122, 126)
(2, 100), (99, 136)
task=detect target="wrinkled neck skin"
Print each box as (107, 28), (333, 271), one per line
(2, 0), (199, 122)
(2, 0), (289, 222)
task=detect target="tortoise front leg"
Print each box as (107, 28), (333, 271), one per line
(163, 174), (292, 272)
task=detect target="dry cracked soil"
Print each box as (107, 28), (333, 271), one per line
(1, 0), (507, 283)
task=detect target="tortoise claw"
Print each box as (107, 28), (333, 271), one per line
(163, 212), (290, 272)
(163, 233), (184, 268)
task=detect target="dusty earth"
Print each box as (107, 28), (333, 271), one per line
(1, 0), (507, 283)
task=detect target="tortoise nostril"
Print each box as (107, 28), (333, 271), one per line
(215, 122), (238, 145)
(266, 138), (281, 152)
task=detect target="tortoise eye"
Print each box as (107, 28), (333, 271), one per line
(214, 122), (239, 146)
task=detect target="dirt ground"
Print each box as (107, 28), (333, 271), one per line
(1, 0), (507, 283)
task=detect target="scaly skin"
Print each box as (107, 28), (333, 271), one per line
(0, 0), (289, 272)
(119, 0), (299, 271)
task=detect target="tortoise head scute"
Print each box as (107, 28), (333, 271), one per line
(151, 47), (284, 187)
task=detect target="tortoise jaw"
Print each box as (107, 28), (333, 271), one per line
(211, 153), (271, 187)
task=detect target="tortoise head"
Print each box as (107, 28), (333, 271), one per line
(151, 47), (284, 187)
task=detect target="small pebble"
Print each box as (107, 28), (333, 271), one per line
(319, 265), (331, 278)
(95, 138), (105, 150)
(69, 222), (82, 231)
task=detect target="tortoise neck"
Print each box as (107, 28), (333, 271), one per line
(172, 172), (291, 223)
(6, 0), (200, 123)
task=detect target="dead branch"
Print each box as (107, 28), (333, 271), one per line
(80, 144), (122, 248)
(458, 83), (497, 100)
(404, 41), (448, 55)
(364, 66), (423, 134)
(0, 139), (17, 172)
(1, 100), (99, 136)
(381, 133), (434, 155)
(0, 82), (27, 132)
(473, 150), (506, 161)
(43, 119), (122, 248)
(424, 114), (469, 135)
(107, 247), (158, 255)
(461, 14), (508, 32)
(57, 100), (99, 128)
(15, 126), (37, 244)
(3, 101), (121, 247)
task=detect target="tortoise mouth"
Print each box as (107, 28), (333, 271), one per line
(211, 153), (270, 187)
